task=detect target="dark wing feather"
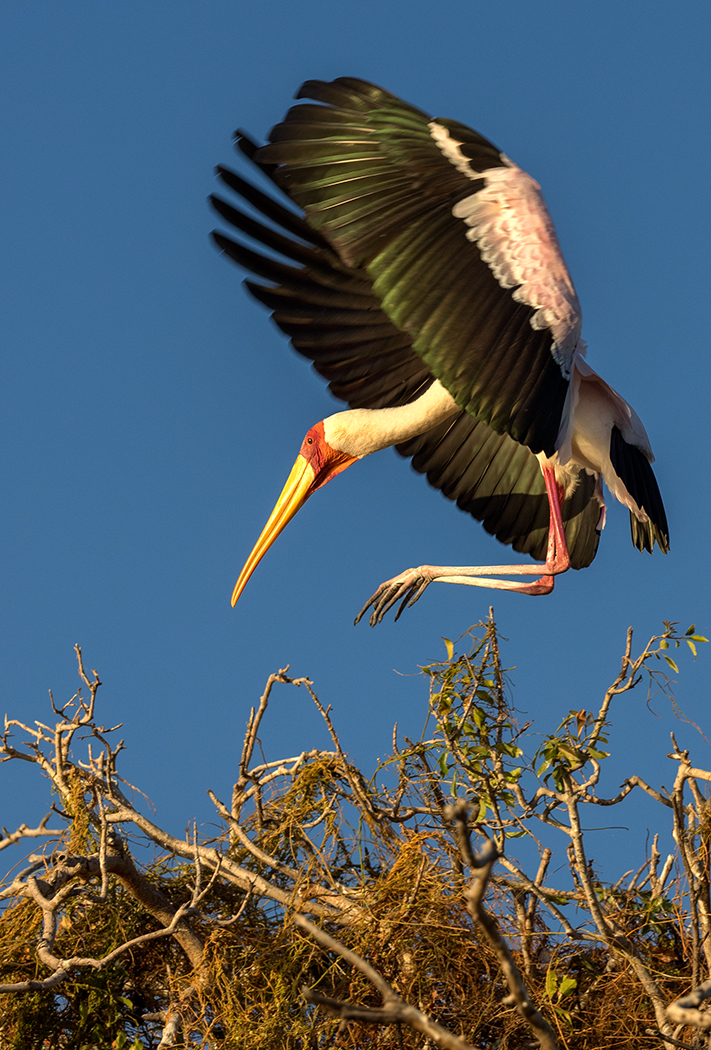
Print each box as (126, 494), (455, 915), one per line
(397, 415), (599, 567)
(210, 144), (601, 569)
(257, 77), (572, 456)
(610, 427), (669, 554)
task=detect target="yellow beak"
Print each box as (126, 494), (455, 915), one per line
(231, 454), (316, 607)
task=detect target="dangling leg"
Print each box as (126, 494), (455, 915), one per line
(356, 465), (571, 625)
(540, 463), (570, 574)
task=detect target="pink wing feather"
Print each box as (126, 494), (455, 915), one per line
(430, 122), (582, 379)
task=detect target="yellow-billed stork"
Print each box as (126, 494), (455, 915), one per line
(211, 77), (668, 625)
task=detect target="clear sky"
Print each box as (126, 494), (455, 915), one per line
(1, 2), (709, 874)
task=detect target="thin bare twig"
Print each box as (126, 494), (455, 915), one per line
(456, 824), (560, 1050)
(0, 815), (62, 852)
(296, 914), (479, 1050)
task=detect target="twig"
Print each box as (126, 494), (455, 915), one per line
(666, 978), (711, 1030)
(645, 1031), (704, 1050)
(0, 815), (62, 852)
(232, 668), (295, 819)
(296, 914), (478, 1050)
(458, 831), (560, 1050)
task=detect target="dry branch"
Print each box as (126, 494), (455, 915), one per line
(0, 617), (706, 1048)
(296, 914), (479, 1050)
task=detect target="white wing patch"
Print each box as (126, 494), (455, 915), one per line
(429, 121), (583, 379)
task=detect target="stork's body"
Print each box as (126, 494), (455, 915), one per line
(212, 77), (668, 623)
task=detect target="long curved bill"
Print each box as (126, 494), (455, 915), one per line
(231, 454), (316, 607)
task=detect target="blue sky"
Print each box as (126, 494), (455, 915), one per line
(0, 2), (709, 876)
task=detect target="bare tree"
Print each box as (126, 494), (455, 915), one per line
(0, 615), (707, 1049)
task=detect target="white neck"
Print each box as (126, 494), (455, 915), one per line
(323, 381), (459, 458)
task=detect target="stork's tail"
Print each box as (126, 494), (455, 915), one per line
(609, 426), (669, 554)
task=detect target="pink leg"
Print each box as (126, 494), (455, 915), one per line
(540, 464), (570, 574)
(356, 464), (571, 625)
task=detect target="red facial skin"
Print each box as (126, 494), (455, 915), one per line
(299, 421), (357, 494)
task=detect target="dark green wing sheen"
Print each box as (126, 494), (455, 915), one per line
(257, 77), (570, 456)
(210, 136), (600, 569)
(397, 418), (599, 568)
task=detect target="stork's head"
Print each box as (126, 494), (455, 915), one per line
(231, 420), (358, 606)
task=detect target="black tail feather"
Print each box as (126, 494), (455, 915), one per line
(609, 426), (669, 554)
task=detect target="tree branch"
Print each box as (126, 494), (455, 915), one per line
(296, 914), (479, 1050)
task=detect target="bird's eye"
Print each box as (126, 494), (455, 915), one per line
(307, 437), (313, 444)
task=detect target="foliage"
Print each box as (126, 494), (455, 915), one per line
(0, 617), (707, 1048)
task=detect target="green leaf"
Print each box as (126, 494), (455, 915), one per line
(586, 747), (610, 760)
(443, 637), (454, 660)
(664, 656), (679, 673)
(545, 970), (558, 997)
(471, 706), (486, 730)
(687, 640), (697, 657)
(537, 757), (551, 777)
(557, 744), (583, 764)
(686, 624), (696, 634)
(558, 976), (577, 998)
(553, 1006), (573, 1026)
(659, 639), (669, 649)
(690, 634), (709, 643)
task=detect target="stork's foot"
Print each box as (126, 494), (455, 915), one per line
(354, 562), (562, 626)
(354, 567), (434, 627)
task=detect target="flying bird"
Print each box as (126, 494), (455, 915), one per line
(211, 77), (668, 625)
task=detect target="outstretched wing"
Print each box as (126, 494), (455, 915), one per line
(211, 136), (600, 569)
(258, 76), (583, 457)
